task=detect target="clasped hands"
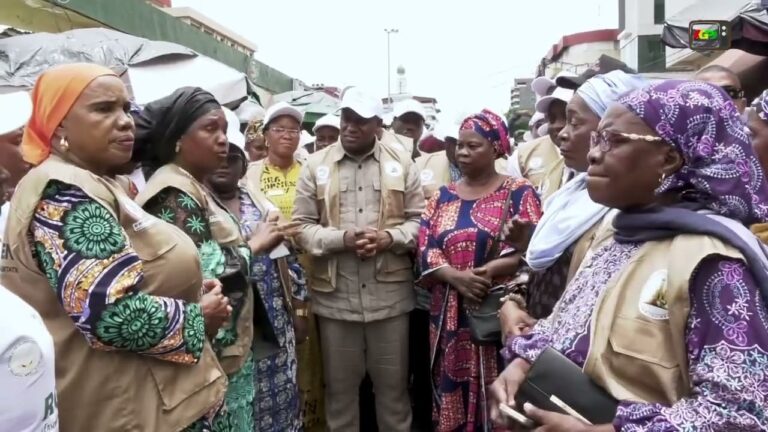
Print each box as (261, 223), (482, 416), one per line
(343, 227), (393, 259)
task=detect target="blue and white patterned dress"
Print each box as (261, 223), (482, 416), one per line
(238, 186), (307, 432)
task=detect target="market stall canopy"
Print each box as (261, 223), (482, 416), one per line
(661, 0), (768, 56)
(270, 89), (340, 124)
(0, 27), (248, 104)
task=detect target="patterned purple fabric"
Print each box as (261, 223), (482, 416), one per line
(752, 89), (768, 122)
(459, 109), (511, 157)
(619, 80), (768, 225)
(503, 240), (768, 431)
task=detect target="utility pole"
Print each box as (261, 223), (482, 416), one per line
(384, 28), (399, 105)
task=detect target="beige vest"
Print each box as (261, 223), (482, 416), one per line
(516, 136), (565, 201)
(301, 142), (413, 292)
(0, 156), (226, 432)
(583, 232), (742, 405)
(415, 151), (510, 199)
(137, 164), (254, 375)
(381, 129), (415, 154)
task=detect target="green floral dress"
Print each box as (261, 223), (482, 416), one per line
(30, 181), (208, 423)
(143, 187), (254, 432)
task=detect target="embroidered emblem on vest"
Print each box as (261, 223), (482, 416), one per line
(385, 161), (403, 177)
(420, 169), (435, 185)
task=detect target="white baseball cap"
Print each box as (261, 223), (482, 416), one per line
(393, 99), (426, 121)
(0, 91), (32, 135)
(339, 87), (384, 119)
(264, 101), (304, 127)
(223, 107), (246, 150)
(235, 99), (265, 124)
(531, 71), (578, 98)
(312, 113), (341, 133)
(535, 87), (574, 114)
(528, 112), (545, 127)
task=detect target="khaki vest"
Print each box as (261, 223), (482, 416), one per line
(0, 156), (226, 432)
(381, 129), (415, 154)
(516, 136), (565, 201)
(582, 232), (742, 405)
(301, 142), (413, 292)
(137, 164), (253, 375)
(415, 151), (510, 199)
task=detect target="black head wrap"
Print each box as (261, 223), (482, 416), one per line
(134, 87), (221, 172)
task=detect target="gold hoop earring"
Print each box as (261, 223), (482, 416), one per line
(60, 136), (69, 152)
(175, 141), (181, 153)
(659, 172), (666, 185)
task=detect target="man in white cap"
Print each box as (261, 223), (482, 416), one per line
(0, 91), (59, 432)
(379, 100), (421, 158)
(509, 81), (574, 201)
(293, 87), (424, 432)
(306, 113), (340, 154)
(391, 99), (426, 148)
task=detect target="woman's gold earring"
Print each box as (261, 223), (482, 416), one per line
(60, 137), (69, 152)
(659, 172), (666, 184)
(175, 141), (181, 153)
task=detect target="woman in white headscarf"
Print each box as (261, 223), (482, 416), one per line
(500, 71), (647, 336)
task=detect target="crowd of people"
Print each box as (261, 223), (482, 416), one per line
(1, 52), (768, 432)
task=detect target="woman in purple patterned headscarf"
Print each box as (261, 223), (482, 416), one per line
(490, 80), (768, 431)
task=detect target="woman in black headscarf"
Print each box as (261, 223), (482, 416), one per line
(134, 87), (284, 432)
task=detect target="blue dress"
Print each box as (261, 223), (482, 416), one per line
(238, 186), (307, 432)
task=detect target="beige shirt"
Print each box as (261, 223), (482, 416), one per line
(293, 142), (424, 322)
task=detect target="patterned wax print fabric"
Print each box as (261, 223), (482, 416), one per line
(143, 187), (253, 432)
(619, 80), (768, 225)
(505, 239), (768, 430)
(259, 163), (326, 431)
(418, 177), (542, 432)
(238, 186), (305, 432)
(30, 181), (210, 429)
(259, 162), (301, 219)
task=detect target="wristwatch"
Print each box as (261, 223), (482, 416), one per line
(294, 308), (310, 318)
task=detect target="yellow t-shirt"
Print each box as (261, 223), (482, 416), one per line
(260, 162), (301, 219)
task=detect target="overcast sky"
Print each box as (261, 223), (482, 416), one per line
(174, 0), (618, 122)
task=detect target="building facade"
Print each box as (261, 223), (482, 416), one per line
(161, 7), (257, 56)
(510, 78), (535, 112)
(536, 29), (621, 77)
(618, 0), (721, 73)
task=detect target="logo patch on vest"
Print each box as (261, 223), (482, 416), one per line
(528, 157), (543, 171)
(316, 166), (330, 185)
(420, 169), (435, 185)
(118, 196), (157, 232)
(385, 161), (403, 177)
(7, 338), (42, 377)
(638, 269), (669, 320)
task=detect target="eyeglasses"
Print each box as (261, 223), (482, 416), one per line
(269, 127), (301, 137)
(589, 130), (664, 152)
(721, 85), (745, 100)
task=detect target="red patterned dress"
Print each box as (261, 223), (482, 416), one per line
(418, 177), (542, 432)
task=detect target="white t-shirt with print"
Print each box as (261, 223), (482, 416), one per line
(0, 285), (58, 432)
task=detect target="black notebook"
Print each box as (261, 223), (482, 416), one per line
(515, 347), (619, 425)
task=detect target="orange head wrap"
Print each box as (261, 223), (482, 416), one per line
(21, 63), (117, 165)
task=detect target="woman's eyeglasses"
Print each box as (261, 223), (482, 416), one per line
(589, 130), (664, 152)
(269, 127), (301, 137)
(721, 85), (745, 100)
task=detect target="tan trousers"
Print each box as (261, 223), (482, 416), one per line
(318, 314), (412, 432)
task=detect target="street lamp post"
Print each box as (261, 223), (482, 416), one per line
(384, 28), (399, 105)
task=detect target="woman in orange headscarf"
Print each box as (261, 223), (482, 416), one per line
(0, 63), (230, 431)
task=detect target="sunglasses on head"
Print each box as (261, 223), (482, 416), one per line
(721, 85), (745, 100)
